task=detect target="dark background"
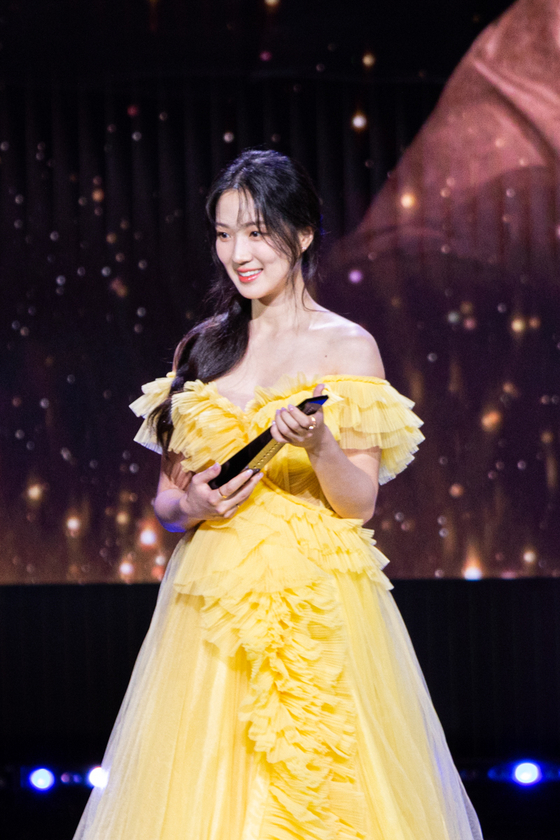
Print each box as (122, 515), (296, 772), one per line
(1, 0), (558, 584)
(2, 580), (560, 839)
(1, 4), (560, 839)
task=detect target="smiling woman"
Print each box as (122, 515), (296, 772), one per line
(214, 190), (313, 298)
(73, 150), (482, 840)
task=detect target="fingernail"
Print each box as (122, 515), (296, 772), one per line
(271, 421), (276, 427)
(288, 404), (295, 411)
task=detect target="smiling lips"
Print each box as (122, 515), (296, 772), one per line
(237, 268), (262, 283)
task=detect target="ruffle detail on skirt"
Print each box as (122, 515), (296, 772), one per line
(172, 480), (392, 596)
(251, 479), (393, 590)
(182, 550), (366, 840)
(170, 482), (396, 839)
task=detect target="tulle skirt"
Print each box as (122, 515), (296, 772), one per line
(73, 481), (482, 840)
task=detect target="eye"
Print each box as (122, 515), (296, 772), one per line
(216, 231), (229, 240)
(249, 229), (262, 238)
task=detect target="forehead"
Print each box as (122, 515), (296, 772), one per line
(215, 189), (258, 227)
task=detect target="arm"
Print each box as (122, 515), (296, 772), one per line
(307, 430), (380, 522)
(273, 389), (380, 522)
(154, 451), (263, 533)
(271, 331), (384, 523)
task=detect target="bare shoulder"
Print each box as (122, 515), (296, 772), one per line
(311, 311), (385, 378)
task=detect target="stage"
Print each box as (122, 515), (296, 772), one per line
(1, 579), (559, 839)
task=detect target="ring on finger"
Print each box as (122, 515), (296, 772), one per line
(219, 490), (228, 499)
(307, 416), (317, 430)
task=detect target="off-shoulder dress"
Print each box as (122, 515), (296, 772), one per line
(73, 373), (483, 840)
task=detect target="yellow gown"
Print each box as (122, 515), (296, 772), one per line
(73, 373), (483, 840)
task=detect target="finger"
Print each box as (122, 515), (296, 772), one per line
(221, 471), (263, 513)
(219, 468), (260, 500)
(313, 383), (325, 397)
(286, 404), (322, 429)
(231, 470), (263, 501)
(279, 407), (302, 433)
(276, 408), (308, 438)
(270, 421), (290, 443)
(193, 461), (221, 485)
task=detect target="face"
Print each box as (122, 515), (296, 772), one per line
(214, 190), (309, 302)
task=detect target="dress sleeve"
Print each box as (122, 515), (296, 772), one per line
(129, 373), (175, 454)
(325, 378), (425, 485)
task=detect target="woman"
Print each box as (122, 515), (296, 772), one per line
(74, 150), (483, 839)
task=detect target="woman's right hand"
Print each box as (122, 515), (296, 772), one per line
(154, 454), (263, 532)
(180, 463), (263, 522)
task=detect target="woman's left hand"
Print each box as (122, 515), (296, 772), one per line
(271, 383), (326, 452)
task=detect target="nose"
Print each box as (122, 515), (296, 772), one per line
(232, 234), (251, 264)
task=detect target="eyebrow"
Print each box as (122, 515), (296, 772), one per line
(214, 220), (262, 229)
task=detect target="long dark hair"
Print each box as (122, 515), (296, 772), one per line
(153, 149), (322, 450)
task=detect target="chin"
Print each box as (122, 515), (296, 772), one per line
(236, 282), (284, 300)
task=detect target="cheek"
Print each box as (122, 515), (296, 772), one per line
(215, 240), (230, 266)
(258, 243), (288, 271)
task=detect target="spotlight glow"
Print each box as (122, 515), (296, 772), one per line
(29, 768), (55, 791)
(348, 269), (363, 283)
(119, 561), (134, 578)
(88, 766), (108, 788)
(351, 112), (367, 130)
(510, 317), (526, 334)
(66, 516), (82, 536)
(463, 565), (483, 581)
(139, 527), (157, 547)
(512, 761), (542, 786)
(480, 410), (502, 432)
(399, 192), (416, 209)
(27, 483), (43, 501)
(116, 510), (130, 526)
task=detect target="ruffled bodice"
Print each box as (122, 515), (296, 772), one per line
(130, 371), (424, 492)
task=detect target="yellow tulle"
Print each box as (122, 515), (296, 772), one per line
(75, 374), (482, 840)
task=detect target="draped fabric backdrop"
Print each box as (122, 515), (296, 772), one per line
(0, 0), (558, 582)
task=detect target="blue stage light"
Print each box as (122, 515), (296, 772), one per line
(512, 761), (543, 786)
(28, 767), (55, 791)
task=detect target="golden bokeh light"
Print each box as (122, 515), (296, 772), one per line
(480, 409), (502, 432)
(462, 546), (483, 580)
(66, 515), (82, 536)
(399, 192), (416, 209)
(26, 483), (43, 501)
(510, 316), (526, 334)
(502, 381), (520, 397)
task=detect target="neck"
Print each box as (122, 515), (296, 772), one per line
(250, 272), (319, 334)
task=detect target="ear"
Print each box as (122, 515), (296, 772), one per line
(298, 228), (314, 254)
